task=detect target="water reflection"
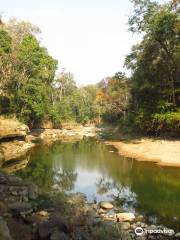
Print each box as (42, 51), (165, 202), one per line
(13, 138), (180, 228)
(54, 169), (77, 191)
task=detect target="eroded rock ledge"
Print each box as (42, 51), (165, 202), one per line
(0, 118), (34, 167)
(0, 118), (29, 140)
(0, 118), (100, 167)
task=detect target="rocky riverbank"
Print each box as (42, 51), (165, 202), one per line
(0, 172), (179, 240)
(1, 119), (180, 239)
(0, 118), (34, 167)
(0, 118), (99, 168)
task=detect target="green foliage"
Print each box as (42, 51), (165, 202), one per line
(0, 29), (11, 54)
(17, 34), (58, 82)
(0, 20), (58, 126)
(124, 0), (180, 136)
(0, 19), (131, 127)
(12, 79), (52, 125)
(151, 111), (180, 135)
(96, 72), (130, 122)
(52, 72), (100, 124)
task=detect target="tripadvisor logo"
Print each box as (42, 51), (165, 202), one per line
(135, 227), (144, 236)
(135, 227), (174, 236)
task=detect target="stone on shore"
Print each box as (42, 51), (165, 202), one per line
(116, 212), (135, 222)
(38, 210), (49, 217)
(99, 201), (114, 210)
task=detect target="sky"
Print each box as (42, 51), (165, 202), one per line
(1, 0), (167, 86)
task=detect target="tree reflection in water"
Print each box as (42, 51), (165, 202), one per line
(96, 176), (137, 211)
(53, 169), (77, 191)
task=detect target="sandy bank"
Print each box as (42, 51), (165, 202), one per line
(107, 138), (180, 167)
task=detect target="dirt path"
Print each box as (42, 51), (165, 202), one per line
(106, 138), (180, 167)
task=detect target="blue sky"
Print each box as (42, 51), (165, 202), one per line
(1, 0), (167, 85)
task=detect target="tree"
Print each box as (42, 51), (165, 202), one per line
(4, 18), (41, 47)
(0, 18), (58, 125)
(96, 73), (130, 122)
(124, 0), (180, 135)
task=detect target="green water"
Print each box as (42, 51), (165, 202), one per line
(12, 138), (180, 229)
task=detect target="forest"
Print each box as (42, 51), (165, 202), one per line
(0, 0), (179, 136)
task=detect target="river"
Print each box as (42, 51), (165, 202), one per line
(4, 137), (180, 230)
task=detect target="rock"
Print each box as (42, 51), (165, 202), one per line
(0, 201), (7, 212)
(175, 232), (180, 238)
(28, 184), (38, 200)
(91, 217), (102, 226)
(99, 201), (114, 210)
(8, 202), (32, 214)
(103, 214), (116, 221)
(98, 208), (106, 214)
(131, 223), (137, 229)
(49, 213), (68, 233)
(136, 214), (144, 221)
(0, 217), (13, 240)
(0, 140), (34, 165)
(38, 215), (68, 239)
(0, 173), (22, 185)
(38, 220), (52, 239)
(39, 121), (54, 129)
(50, 229), (69, 240)
(24, 213), (46, 225)
(20, 209), (33, 218)
(39, 211), (49, 217)
(120, 222), (131, 230)
(0, 118), (29, 140)
(92, 203), (98, 210)
(2, 159), (28, 173)
(66, 192), (86, 205)
(140, 223), (146, 228)
(11, 191), (18, 196)
(116, 212), (135, 222)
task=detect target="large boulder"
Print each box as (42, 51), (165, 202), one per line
(0, 140), (34, 166)
(0, 118), (29, 140)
